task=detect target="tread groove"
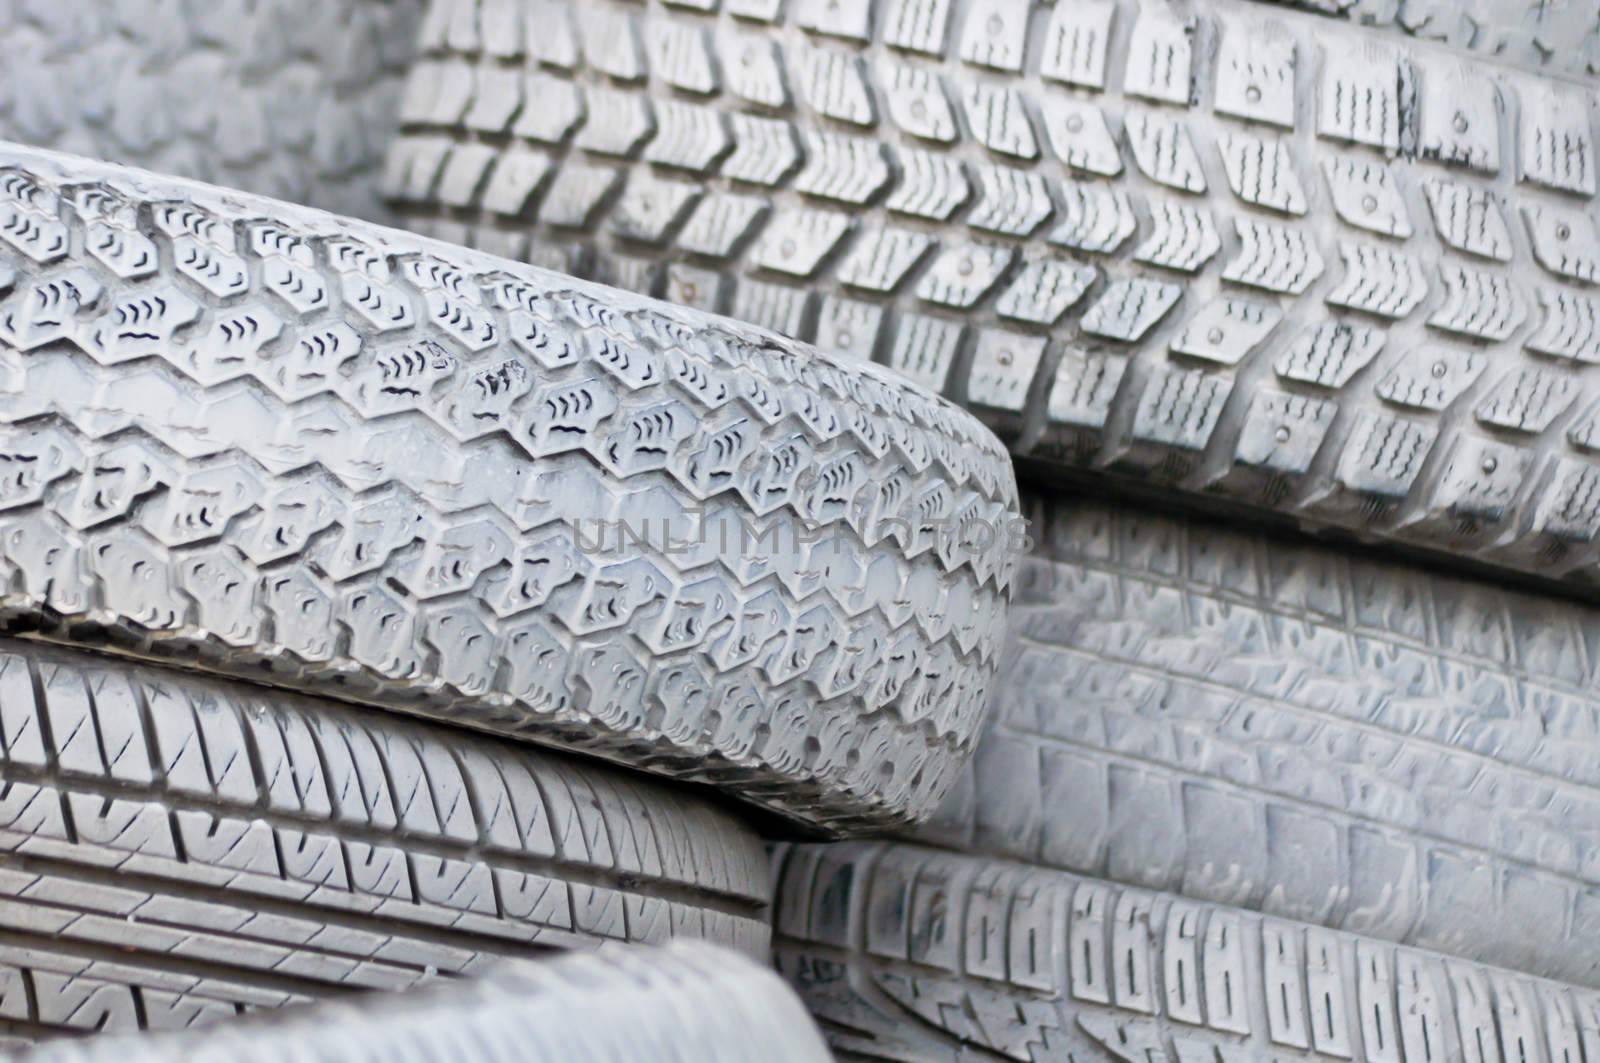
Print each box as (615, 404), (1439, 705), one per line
(392, 0), (1600, 595)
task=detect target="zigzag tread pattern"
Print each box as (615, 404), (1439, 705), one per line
(0, 144), (1019, 835)
(15, 943), (832, 1062)
(0, 638), (773, 1037)
(772, 842), (1600, 1063)
(390, 0), (1600, 592)
(913, 494), (1600, 988)
(0, 0), (423, 225)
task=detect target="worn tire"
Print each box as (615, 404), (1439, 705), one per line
(0, 638), (773, 1045)
(0, 0), (422, 224)
(15, 942), (831, 1062)
(773, 841), (1600, 1062)
(0, 142), (1017, 832)
(393, 0), (1600, 594)
(913, 492), (1600, 988)
(1252, 0), (1600, 78)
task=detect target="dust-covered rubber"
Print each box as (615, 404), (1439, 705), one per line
(773, 841), (1600, 1062)
(391, 0), (1600, 594)
(915, 492), (1600, 988)
(0, 0), (423, 224)
(0, 637), (772, 1045)
(0, 141), (1018, 832)
(14, 942), (831, 1061)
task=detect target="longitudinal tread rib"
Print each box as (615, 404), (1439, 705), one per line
(0, 638), (771, 1042)
(773, 842), (1600, 1063)
(18, 943), (831, 1062)
(391, 0), (1600, 593)
(0, 142), (1020, 832)
(914, 494), (1600, 988)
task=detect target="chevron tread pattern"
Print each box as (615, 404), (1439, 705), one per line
(391, 0), (1600, 593)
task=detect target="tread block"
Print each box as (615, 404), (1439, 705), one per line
(1134, 201), (1221, 274)
(1221, 132), (1309, 215)
(1275, 321), (1386, 389)
(1171, 298), (1281, 366)
(885, 148), (970, 219)
(1423, 180), (1513, 262)
(961, 84), (1039, 159)
(1040, 0), (1116, 90)
(956, 0), (1029, 72)
(835, 227), (934, 293)
(1234, 390), (1337, 475)
(1041, 98), (1124, 177)
(1131, 366), (1233, 456)
(1214, 13), (1297, 128)
(1524, 205), (1600, 285)
(1375, 347), (1487, 411)
(1050, 182), (1136, 255)
(1047, 350), (1129, 433)
(1417, 59), (1502, 174)
(1429, 264), (1526, 342)
(880, 60), (957, 142)
(1518, 81), (1596, 196)
(915, 243), (1013, 309)
(390, 0), (1600, 605)
(1326, 241), (1428, 318)
(1123, 8), (1196, 106)
(1223, 218), (1324, 294)
(1126, 109), (1207, 193)
(967, 330), (1045, 413)
(995, 260), (1096, 327)
(1082, 279), (1182, 342)
(967, 164), (1053, 237)
(1316, 41), (1413, 153)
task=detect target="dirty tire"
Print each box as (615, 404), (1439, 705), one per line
(0, 0), (423, 224)
(773, 841), (1600, 1062)
(1251, 0), (1600, 77)
(0, 142), (1018, 832)
(15, 943), (831, 1062)
(394, 0), (1600, 594)
(0, 637), (773, 1045)
(913, 492), (1600, 988)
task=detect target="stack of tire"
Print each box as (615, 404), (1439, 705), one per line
(3, 0), (1600, 1059)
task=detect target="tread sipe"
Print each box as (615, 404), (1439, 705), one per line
(0, 0), (423, 224)
(915, 493), (1600, 988)
(16, 943), (832, 1062)
(0, 638), (772, 1045)
(394, 0), (1600, 594)
(0, 142), (1018, 832)
(773, 841), (1600, 1062)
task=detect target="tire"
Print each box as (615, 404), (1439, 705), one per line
(913, 492), (1600, 988)
(15, 943), (832, 1062)
(0, 0), (422, 224)
(393, 0), (1600, 594)
(772, 841), (1600, 1062)
(0, 143), (1018, 833)
(1251, 0), (1600, 78)
(0, 637), (774, 1044)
